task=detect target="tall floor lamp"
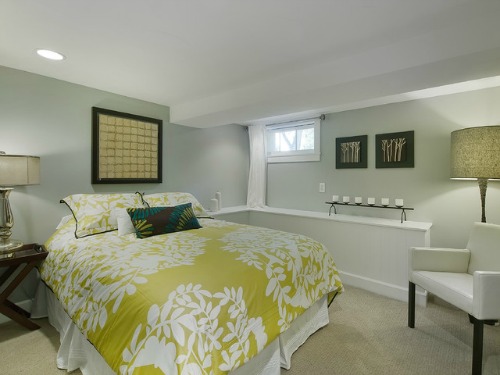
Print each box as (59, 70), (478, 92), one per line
(450, 126), (500, 223)
(0, 153), (40, 252)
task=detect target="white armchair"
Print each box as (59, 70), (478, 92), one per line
(408, 222), (500, 375)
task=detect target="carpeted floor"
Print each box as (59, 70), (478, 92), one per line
(1, 286), (499, 375)
(286, 287), (500, 375)
(1, 311), (78, 375)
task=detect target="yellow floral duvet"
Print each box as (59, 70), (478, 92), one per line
(41, 218), (343, 374)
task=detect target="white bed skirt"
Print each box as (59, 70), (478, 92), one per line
(33, 283), (330, 375)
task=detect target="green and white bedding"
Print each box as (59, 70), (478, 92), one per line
(41, 217), (343, 374)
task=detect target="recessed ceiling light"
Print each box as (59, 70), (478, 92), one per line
(36, 49), (65, 61)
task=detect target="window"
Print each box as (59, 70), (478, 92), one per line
(266, 118), (321, 163)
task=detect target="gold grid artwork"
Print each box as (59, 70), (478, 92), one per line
(98, 114), (158, 179)
(92, 107), (162, 184)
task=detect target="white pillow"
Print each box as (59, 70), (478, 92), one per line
(112, 208), (136, 236)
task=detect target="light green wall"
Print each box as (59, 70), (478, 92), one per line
(3, 64), (500, 250)
(3, 63), (500, 304)
(0, 65), (249, 244)
(267, 87), (500, 248)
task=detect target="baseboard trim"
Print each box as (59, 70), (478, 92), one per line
(339, 271), (427, 307)
(0, 299), (32, 325)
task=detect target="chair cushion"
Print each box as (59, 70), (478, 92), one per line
(411, 271), (473, 314)
(467, 222), (500, 274)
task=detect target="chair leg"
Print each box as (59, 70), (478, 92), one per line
(472, 317), (484, 375)
(408, 281), (415, 328)
(469, 314), (497, 326)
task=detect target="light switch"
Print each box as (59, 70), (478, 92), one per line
(319, 182), (326, 192)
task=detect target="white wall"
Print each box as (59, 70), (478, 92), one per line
(0, 65), (250, 245)
(267, 87), (500, 248)
(246, 210), (430, 303)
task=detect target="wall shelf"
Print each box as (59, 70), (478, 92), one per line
(326, 201), (414, 223)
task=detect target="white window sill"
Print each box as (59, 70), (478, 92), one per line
(267, 153), (320, 163)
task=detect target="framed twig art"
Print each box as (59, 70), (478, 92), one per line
(335, 135), (368, 169)
(375, 130), (414, 168)
(91, 107), (162, 184)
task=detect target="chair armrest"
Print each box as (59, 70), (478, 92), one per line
(409, 247), (470, 273)
(473, 271), (500, 320)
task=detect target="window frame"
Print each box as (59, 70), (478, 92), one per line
(266, 118), (321, 163)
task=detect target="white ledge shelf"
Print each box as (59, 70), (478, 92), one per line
(210, 205), (432, 232)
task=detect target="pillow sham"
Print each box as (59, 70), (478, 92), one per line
(127, 203), (202, 239)
(141, 192), (210, 218)
(61, 193), (145, 238)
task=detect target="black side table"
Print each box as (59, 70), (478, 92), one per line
(0, 243), (48, 330)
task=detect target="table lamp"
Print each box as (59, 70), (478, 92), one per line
(450, 126), (500, 222)
(0, 153), (40, 252)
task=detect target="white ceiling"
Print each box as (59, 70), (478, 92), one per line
(2, 0), (500, 128)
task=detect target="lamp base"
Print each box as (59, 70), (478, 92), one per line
(478, 178), (488, 223)
(0, 238), (23, 253)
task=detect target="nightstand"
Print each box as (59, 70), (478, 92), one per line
(0, 243), (48, 330)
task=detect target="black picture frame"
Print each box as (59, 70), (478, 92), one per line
(91, 107), (162, 184)
(335, 135), (368, 169)
(375, 130), (414, 168)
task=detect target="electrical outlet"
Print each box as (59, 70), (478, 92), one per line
(319, 182), (326, 193)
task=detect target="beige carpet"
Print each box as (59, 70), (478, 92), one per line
(1, 313), (81, 375)
(1, 286), (499, 375)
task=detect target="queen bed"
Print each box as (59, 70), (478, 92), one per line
(37, 192), (343, 375)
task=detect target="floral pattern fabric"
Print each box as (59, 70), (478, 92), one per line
(41, 218), (343, 374)
(61, 193), (145, 238)
(141, 192), (211, 218)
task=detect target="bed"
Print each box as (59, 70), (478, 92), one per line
(37, 192), (343, 375)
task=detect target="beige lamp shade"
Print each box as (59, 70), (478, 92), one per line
(450, 126), (500, 180)
(0, 154), (41, 186)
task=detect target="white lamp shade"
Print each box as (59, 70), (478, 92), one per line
(450, 126), (500, 180)
(0, 155), (40, 186)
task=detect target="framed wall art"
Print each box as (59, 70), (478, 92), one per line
(375, 130), (414, 168)
(335, 135), (368, 169)
(91, 107), (163, 184)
